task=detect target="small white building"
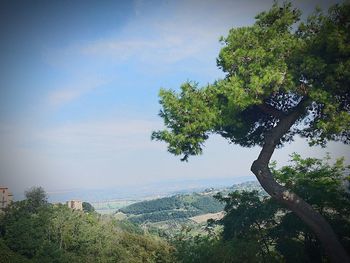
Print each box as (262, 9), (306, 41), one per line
(0, 186), (13, 210)
(67, 200), (83, 211)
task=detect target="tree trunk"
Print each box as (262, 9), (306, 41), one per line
(250, 99), (350, 263)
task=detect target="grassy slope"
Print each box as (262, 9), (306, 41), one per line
(119, 193), (225, 223)
(118, 181), (263, 224)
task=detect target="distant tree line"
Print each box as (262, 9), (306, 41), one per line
(120, 193), (224, 224)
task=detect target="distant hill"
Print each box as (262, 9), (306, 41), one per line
(119, 193), (225, 223)
(118, 181), (263, 224)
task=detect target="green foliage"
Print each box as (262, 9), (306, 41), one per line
(24, 186), (48, 213)
(295, 4), (350, 144)
(172, 230), (265, 263)
(152, 1), (350, 160)
(129, 210), (200, 224)
(191, 195), (224, 213)
(152, 82), (219, 161)
(120, 196), (183, 215)
(114, 219), (144, 235)
(0, 239), (32, 263)
(172, 232), (220, 263)
(82, 202), (95, 213)
(273, 153), (350, 211)
(212, 155), (350, 262)
(271, 154), (350, 261)
(120, 193), (224, 224)
(167, 155), (350, 262)
(215, 191), (278, 242)
(1, 199), (51, 258)
(0, 189), (175, 263)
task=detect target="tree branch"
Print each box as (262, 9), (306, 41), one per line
(257, 97), (308, 164)
(251, 97), (350, 263)
(257, 103), (287, 119)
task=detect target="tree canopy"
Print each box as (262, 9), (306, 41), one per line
(152, 2), (350, 262)
(24, 186), (48, 213)
(152, 2), (349, 160)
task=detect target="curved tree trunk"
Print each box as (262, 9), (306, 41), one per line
(250, 99), (350, 263)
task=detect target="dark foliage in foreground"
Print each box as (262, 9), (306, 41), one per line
(172, 155), (350, 263)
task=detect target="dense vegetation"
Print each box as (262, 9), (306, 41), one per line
(172, 155), (350, 262)
(119, 193), (224, 224)
(0, 188), (174, 263)
(119, 181), (264, 225)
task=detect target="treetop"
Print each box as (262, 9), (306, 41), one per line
(152, 1), (350, 161)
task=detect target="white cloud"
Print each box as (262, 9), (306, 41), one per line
(48, 89), (81, 106)
(49, 0), (269, 69)
(80, 35), (201, 64)
(0, 118), (163, 166)
(0, 118), (163, 192)
(79, 0), (338, 67)
(41, 0), (280, 90)
(43, 0), (338, 73)
(47, 76), (108, 107)
(33, 118), (162, 155)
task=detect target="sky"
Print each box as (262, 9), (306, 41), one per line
(0, 0), (348, 196)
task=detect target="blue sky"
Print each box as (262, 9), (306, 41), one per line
(0, 0), (348, 194)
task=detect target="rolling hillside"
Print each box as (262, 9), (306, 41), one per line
(119, 193), (225, 223)
(118, 181), (263, 224)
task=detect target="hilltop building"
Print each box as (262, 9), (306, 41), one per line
(67, 200), (83, 211)
(0, 186), (13, 210)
